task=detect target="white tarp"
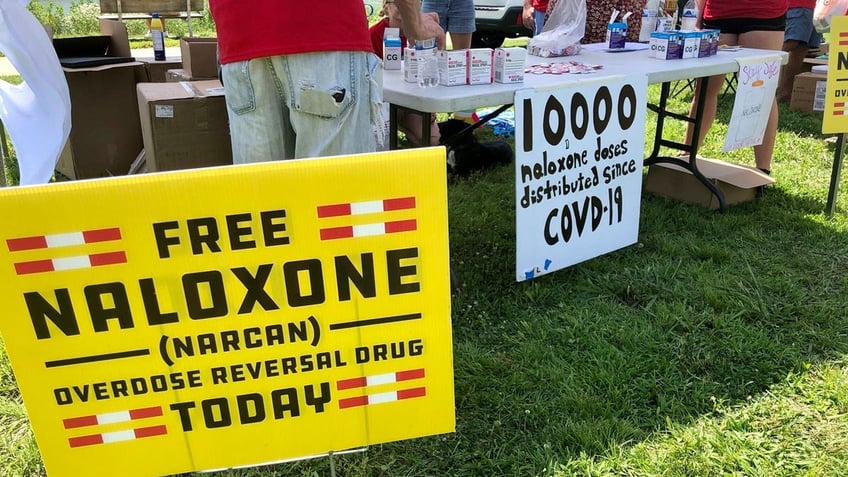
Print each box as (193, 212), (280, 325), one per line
(0, 0), (71, 185)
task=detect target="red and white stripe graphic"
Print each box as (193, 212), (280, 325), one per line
(319, 219), (417, 240)
(6, 227), (126, 275)
(68, 425), (167, 448)
(317, 196), (418, 240)
(63, 406), (163, 429)
(839, 32), (848, 47)
(6, 227), (121, 251)
(338, 387), (427, 409)
(337, 368), (425, 390)
(14, 251), (127, 275)
(833, 102), (848, 115)
(336, 368), (427, 409)
(317, 197), (415, 218)
(64, 406), (167, 448)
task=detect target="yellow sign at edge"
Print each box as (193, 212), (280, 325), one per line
(0, 148), (454, 477)
(823, 16), (848, 133)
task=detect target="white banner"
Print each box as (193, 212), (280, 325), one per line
(514, 75), (648, 281)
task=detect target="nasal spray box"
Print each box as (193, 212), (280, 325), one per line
(494, 47), (526, 83)
(438, 49), (467, 86)
(383, 27), (402, 70)
(467, 48), (494, 85)
(403, 47), (418, 82)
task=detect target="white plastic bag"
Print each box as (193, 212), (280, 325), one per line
(0, 0), (71, 185)
(813, 0), (848, 32)
(528, 0), (586, 57)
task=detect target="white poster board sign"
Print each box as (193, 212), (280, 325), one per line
(722, 54), (783, 152)
(515, 75), (648, 281)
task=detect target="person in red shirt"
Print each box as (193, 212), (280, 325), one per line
(369, 0), (441, 146)
(523, 0), (549, 35)
(209, 0), (444, 163)
(686, 0), (788, 177)
(777, 0), (822, 102)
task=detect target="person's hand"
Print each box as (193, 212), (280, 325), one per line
(395, 0), (446, 48)
(415, 11), (447, 48)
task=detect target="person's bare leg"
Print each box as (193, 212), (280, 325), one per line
(449, 32), (472, 50)
(740, 29), (784, 171)
(685, 33), (739, 150)
(777, 39), (808, 103)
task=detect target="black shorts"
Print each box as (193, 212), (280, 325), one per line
(701, 15), (786, 34)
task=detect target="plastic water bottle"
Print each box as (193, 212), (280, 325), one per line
(415, 38), (439, 88)
(681, 0), (698, 30)
(150, 12), (166, 61)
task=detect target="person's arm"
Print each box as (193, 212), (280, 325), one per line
(394, 0), (446, 48)
(522, 0), (535, 30)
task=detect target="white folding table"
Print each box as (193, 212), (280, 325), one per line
(383, 45), (787, 211)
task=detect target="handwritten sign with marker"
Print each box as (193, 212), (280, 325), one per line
(0, 149), (454, 477)
(722, 55), (782, 152)
(514, 75), (648, 280)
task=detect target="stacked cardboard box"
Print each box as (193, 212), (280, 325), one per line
(790, 71), (827, 113)
(136, 80), (233, 172)
(55, 20), (146, 179)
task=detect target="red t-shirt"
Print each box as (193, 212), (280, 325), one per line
(369, 17), (408, 58)
(703, 0), (788, 20)
(533, 0), (549, 12)
(210, 0), (372, 64)
(787, 0), (815, 9)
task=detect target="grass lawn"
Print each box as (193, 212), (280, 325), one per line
(2, 59), (848, 476)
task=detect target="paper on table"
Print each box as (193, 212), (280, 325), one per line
(583, 42), (650, 51)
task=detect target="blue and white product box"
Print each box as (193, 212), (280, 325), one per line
(403, 47), (418, 82)
(681, 30), (701, 58)
(438, 49), (467, 86)
(708, 29), (720, 55)
(494, 47), (526, 84)
(652, 31), (681, 60)
(606, 22), (627, 49)
(383, 27), (402, 70)
(467, 48), (494, 85)
(698, 30), (712, 58)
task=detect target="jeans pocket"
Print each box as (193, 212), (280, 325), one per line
(290, 53), (359, 119)
(221, 61), (255, 115)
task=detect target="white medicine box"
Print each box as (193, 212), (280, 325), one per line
(438, 50), (467, 86)
(494, 47), (525, 84)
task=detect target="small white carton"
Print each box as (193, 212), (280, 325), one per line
(680, 30), (700, 59)
(383, 27), (402, 70)
(438, 49), (467, 86)
(467, 48), (493, 85)
(494, 47), (525, 83)
(403, 47), (418, 83)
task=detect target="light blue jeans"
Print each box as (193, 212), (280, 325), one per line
(221, 51), (383, 163)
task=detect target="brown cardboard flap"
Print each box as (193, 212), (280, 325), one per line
(658, 156), (774, 188)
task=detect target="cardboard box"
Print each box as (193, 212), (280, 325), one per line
(138, 57), (183, 82)
(165, 68), (212, 82)
(136, 80), (233, 172)
(467, 48), (493, 85)
(494, 47), (525, 84)
(55, 20), (146, 179)
(180, 37), (219, 79)
(790, 72), (827, 113)
(644, 156), (774, 209)
(438, 50), (467, 86)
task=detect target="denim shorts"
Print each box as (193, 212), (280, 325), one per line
(422, 0), (476, 34)
(221, 51), (383, 163)
(785, 7), (821, 47)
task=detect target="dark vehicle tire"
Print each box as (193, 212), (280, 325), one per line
(471, 31), (506, 48)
